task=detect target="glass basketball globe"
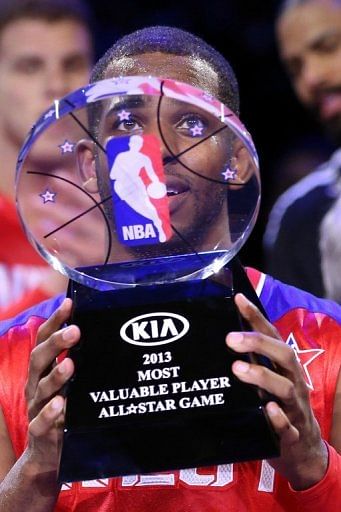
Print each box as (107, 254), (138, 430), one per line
(16, 76), (260, 290)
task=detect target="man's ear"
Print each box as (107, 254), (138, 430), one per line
(76, 139), (99, 193)
(229, 138), (255, 184)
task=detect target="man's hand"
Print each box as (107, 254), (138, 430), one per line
(226, 293), (328, 490)
(24, 298), (80, 474)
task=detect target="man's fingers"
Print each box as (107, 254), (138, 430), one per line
(31, 325), (80, 373)
(29, 396), (65, 438)
(231, 360), (297, 403)
(266, 401), (299, 446)
(25, 324), (80, 403)
(30, 358), (74, 421)
(226, 330), (299, 377)
(36, 298), (73, 345)
(234, 293), (281, 340)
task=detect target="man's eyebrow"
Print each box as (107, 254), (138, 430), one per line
(105, 96), (148, 116)
(309, 28), (341, 50)
(13, 54), (43, 63)
(282, 28), (341, 70)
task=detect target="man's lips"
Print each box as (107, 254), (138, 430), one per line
(165, 175), (190, 213)
(316, 91), (341, 121)
(165, 175), (190, 196)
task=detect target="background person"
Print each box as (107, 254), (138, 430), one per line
(0, 0), (94, 319)
(320, 190), (341, 301)
(0, 26), (340, 512)
(263, 0), (341, 297)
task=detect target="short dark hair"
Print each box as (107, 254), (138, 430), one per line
(0, 0), (92, 35)
(90, 26), (240, 114)
(277, 0), (340, 18)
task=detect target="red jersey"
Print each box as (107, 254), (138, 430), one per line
(0, 268), (340, 511)
(0, 194), (50, 319)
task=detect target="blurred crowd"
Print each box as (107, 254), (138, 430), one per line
(0, 0), (340, 319)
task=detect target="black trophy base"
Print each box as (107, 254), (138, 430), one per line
(60, 407), (275, 481)
(59, 266), (279, 483)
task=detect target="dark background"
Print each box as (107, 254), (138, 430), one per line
(87, 0), (333, 271)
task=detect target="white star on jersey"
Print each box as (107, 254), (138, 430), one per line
(285, 332), (324, 390)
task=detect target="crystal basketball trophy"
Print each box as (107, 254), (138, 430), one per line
(16, 76), (279, 483)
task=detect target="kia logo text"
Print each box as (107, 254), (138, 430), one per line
(120, 312), (190, 346)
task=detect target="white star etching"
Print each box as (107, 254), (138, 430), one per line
(285, 333), (324, 390)
(202, 92), (214, 102)
(59, 140), (75, 154)
(39, 189), (56, 204)
(126, 404), (138, 414)
(44, 109), (55, 119)
(117, 110), (131, 121)
(221, 168), (236, 181)
(190, 125), (204, 137)
(112, 77), (131, 86)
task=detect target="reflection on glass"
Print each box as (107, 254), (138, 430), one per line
(16, 76), (260, 289)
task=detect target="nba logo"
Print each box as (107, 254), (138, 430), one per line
(107, 134), (172, 247)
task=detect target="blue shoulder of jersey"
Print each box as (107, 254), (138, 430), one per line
(0, 294), (65, 337)
(260, 274), (341, 324)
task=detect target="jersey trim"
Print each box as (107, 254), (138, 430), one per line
(259, 273), (341, 324)
(1, 269), (341, 335)
(290, 443), (341, 510)
(0, 294), (65, 337)
(263, 149), (341, 249)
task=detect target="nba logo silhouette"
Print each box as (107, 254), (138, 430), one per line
(107, 134), (172, 247)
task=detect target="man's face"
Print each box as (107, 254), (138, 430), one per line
(0, 18), (92, 147)
(97, 52), (231, 252)
(277, 0), (341, 144)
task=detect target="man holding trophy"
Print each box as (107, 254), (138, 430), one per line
(0, 26), (340, 512)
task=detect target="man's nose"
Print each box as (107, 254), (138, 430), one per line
(144, 120), (179, 166)
(163, 155), (176, 166)
(300, 55), (331, 95)
(44, 65), (70, 99)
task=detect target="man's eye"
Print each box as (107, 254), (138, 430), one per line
(317, 36), (341, 53)
(112, 117), (142, 133)
(177, 115), (207, 137)
(15, 59), (41, 74)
